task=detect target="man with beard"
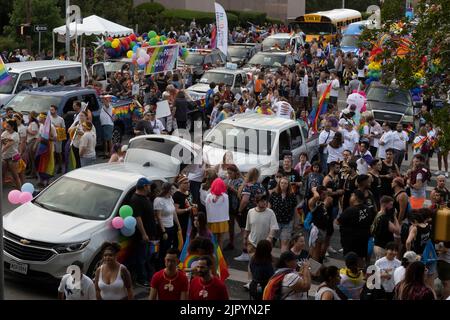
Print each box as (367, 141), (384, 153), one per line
(189, 255), (229, 300)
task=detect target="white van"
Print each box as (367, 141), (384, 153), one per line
(261, 33), (305, 53)
(0, 60), (87, 108)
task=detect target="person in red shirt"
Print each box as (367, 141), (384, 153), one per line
(149, 248), (188, 300)
(188, 255), (229, 300)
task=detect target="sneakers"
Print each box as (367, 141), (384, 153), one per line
(243, 282), (251, 290)
(434, 170), (442, 176)
(327, 246), (338, 254)
(446, 172), (449, 178)
(234, 252), (250, 262)
(338, 248), (344, 253)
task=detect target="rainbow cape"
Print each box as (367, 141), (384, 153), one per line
(179, 218), (229, 281)
(308, 82), (332, 133)
(0, 56), (11, 85)
(413, 136), (428, 150)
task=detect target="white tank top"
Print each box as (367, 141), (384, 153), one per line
(98, 264), (127, 300)
(315, 286), (341, 300)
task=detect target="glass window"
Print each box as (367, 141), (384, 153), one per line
(0, 72), (18, 94)
(199, 72), (234, 86)
(234, 74), (242, 88)
(128, 137), (194, 162)
(61, 67), (82, 85)
(6, 92), (62, 114)
(63, 96), (79, 114)
(184, 54), (204, 66)
(93, 64), (106, 81)
(278, 130), (291, 159)
(16, 72), (32, 93)
(82, 94), (99, 112)
(290, 126), (303, 149)
(33, 176), (122, 220)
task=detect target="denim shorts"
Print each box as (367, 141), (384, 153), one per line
(102, 125), (114, 141)
(277, 221), (294, 241)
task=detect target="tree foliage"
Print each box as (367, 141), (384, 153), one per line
(380, 0), (405, 23)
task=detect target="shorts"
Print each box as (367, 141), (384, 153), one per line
(277, 221), (294, 241)
(208, 221), (229, 234)
(437, 260), (450, 281)
(247, 242), (257, 255)
(102, 125), (114, 141)
(309, 225), (327, 248)
(54, 141), (62, 153)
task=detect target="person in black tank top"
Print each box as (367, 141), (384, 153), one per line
(368, 159), (382, 209)
(380, 149), (399, 197)
(406, 211), (431, 255)
(340, 161), (358, 209)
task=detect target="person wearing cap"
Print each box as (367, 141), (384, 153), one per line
(215, 102), (232, 124)
(148, 112), (166, 135)
(100, 95), (114, 159)
(256, 100), (273, 115)
(79, 121), (96, 167)
(393, 251), (420, 286)
(134, 112), (154, 136)
(129, 177), (157, 287)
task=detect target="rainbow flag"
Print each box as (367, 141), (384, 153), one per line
(144, 45), (179, 75)
(406, 124), (415, 140)
(309, 82), (332, 133)
(0, 56), (11, 85)
(64, 142), (77, 173)
(413, 136), (428, 150)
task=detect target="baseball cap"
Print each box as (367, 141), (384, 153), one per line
(403, 251), (419, 263)
(223, 103), (231, 109)
(136, 177), (152, 188)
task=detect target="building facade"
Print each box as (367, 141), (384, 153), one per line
(133, 0), (306, 21)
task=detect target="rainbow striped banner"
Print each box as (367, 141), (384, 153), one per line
(144, 44), (179, 75)
(0, 56), (11, 85)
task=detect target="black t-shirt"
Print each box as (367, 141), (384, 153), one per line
(172, 191), (192, 237)
(380, 161), (397, 196)
(341, 175), (357, 209)
(338, 204), (374, 239)
(311, 202), (331, 230)
(279, 167), (301, 183)
(156, 78), (168, 93)
(129, 193), (156, 239)
(135, 120), (153, 135)
(368, 173), (382, 208)
(373, 212), (395, 248)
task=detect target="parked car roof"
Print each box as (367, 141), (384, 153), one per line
(222, 113), (298, 131)
(5, 60), (82, 73)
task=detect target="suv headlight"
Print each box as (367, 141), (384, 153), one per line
(54, 240), (90, 254)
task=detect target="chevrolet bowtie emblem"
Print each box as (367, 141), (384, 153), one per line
(20, 239), (31, 245)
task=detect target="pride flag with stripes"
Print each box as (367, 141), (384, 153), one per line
(144, 45), (179, 75)
(308, 82), (332, 133)
(0, 56), (11, 85)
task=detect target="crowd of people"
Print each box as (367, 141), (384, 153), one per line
(2, 21), (449, 302)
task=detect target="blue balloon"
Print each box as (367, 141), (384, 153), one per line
(132, 46), (138, 53)
(21, 183), (35, 194)
(120, 226), (135, 237)
(124, 216), (137, 229)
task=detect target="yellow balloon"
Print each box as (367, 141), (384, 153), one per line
(163, 40), (168, 45)
(155, 36), (160, 41)
(127, 50), (133, 59)
(112, 39), (120, 49)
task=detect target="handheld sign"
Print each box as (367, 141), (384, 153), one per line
(156, 100), (171, 119)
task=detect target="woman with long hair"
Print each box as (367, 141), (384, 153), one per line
(190, 212), (213, 241)
(249, 240), (274, 300)
(154, 182), (181, 270)
(224, 164), (244, 250)
(2, 119), (23, 189)
(269, 176), (298, 252)
(394, 261), (436, 300)
(215, 151), (234, 180)
(326, 131), (345, 164)
(315, 266), (342, 300)
(94, 242), (134, 300)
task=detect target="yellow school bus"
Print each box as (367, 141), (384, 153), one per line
(289, 9), (362, 43)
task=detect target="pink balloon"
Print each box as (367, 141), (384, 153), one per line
(137, 57), (145, 65)
(132, 53), (137, 60)
(112, 217), (124, 229)
(19, 192), (33, 204)
(144, 54), (150, 62)
(8, 190), (22, 204)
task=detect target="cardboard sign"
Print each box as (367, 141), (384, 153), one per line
(132, 84), (140, 96)
(156, 100), (171, 119)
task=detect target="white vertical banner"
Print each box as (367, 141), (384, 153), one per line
(214, 2), (228, 56)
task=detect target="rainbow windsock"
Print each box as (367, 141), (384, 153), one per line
(211, 233), (229, 281)
(0, 56), (11, 85)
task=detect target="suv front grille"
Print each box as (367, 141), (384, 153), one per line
(4, 238), (55, 262)
(4, 230), (56, 249)
(373, 111), (403, 124)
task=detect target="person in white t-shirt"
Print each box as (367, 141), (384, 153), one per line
(329, 70), (340, 106)
(148, 112), (166, 135)
(58, 261), (96, 300)
(79, 121), (96, 167)
(341, 122), (359, 154)
(245, 194), (279, 254)
(393, 251), (419, 286)
(374, 242), (401, 299)
(355, 141), (373, 175)
(273, 99), (295, 120)
(205, 178), (230, 248)
(319, 120), (336, 173)
(378, 122), (394, 159)
(276, 251), (311, 300)
(100, 96), (115, 159)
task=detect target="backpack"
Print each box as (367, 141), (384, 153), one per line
(262, 269), (293, 300)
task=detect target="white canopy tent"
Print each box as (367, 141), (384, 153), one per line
(52, 15), (134, 58)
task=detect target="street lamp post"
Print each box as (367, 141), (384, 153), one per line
(342, 0), (345, 9)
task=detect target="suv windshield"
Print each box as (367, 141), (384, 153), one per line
(184, 54), (205, 66)
(248, 53), (286, 67)
(367, 86), (412, 107)
(204, 123), (275, 155)
(340, 35), (358, 47)
(199, 72), (234, 86)
(33, 177), (122, 220)
(228, 47), (249, 58)
(0, 72), (18, 94)
(262, 38), (290, 50)
(6, 92), (62, 114)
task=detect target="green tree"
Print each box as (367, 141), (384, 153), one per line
(380, 0), (404, 22)
(5, 0), (64, 53)
(0, 0), (14, 34)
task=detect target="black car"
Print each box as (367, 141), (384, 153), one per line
(179, 49), (227, 79)
(228, 43), (259, 67)
(365, 83), (415, 126)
